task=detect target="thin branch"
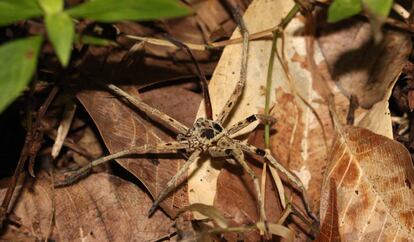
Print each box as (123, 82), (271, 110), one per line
(0, 85), (59, 229)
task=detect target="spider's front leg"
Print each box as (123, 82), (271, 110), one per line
(238, 143), (319, 223)
(227, 114), (276, 136)
(148, 148), (203, 216)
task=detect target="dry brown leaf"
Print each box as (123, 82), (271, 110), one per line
(317, 16), (411, 109)
(179, 203), (229, 229)
(77, 84), (201, 217)
(78, 3), (221, 90)
(0, 173), (173, 241)
(320, 126), (414, 241)
(316, 178), (340, 242)
(188, 0), (348, 224)
(189, 0), (325, 219)
(213, 129), (283, 241)
(51, 101), (76, 159)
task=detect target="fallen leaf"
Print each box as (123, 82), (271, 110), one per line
(320, 126), (414, 241)
(408, 90), (414, 112)
(0, 173), (173, 241)
(188, 0), (318, 220)
(213, 128), (283, 241)
(188, 0), (348, 225)
(317, 15), (411, 109)
(316, 178), (340, 242)
(77, 84), (201, 217)
(51, 100), (76, 159)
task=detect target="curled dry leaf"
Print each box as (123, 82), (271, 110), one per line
(51, 100), (77, 159)
(178, 203), (293, 242)
(77, 84), (201, 217)
(320, 126), (414, 241)
(0, 173), (173, 242)
(179, 203), (229, 229)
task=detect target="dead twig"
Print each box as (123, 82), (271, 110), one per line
(0, 85), (59, 230)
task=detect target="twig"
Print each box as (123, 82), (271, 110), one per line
(0, 86), (59, 229)
(264, 4), (300, 148)
(346, 95), (359, 125)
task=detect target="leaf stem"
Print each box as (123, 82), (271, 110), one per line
(264, 4), (299, 148)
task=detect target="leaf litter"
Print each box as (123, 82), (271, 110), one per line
(0, 173), (174, 241)
(1, 0), (414, 241)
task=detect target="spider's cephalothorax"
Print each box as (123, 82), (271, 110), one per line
(179, 117), (227, 151)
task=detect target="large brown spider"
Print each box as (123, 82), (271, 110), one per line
(56, 14), (317, 229)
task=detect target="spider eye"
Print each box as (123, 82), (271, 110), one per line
(213, 123), (223, 132)
(200, 128), (215, 139)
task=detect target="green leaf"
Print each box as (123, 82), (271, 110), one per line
(363, 0), (393, 17)
(66, 0), (190, 22)
(74, 34), (118, 46)
(0, 0), (43, 26)
(0, 36), (42, 113)
(45, 12), (75, 66)
(328, 0), (362, 23)
(38, 0), (63, 14)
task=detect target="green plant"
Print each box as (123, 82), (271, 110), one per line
(328, 0), (393, 23)
(0, 0), (189, 113)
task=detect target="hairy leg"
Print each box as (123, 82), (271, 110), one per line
(227, 114), (276, 136)
(215, 8), (249, 125)
(238, 142), (319, 222)
(55, 141), (189, 187)
(230, 148), (268, 232)
(148, 148), (202, 216)
(107, 84), (189, 134)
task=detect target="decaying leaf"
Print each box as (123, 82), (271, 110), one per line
(179, 203), (229, 229)
(213, 128), (283, 241)
(320, 126), (414, 241)
(0, 173), (173, 241)
(316, 178), (340, 242)
(317, 16), (411, 109)
(51, 100), (77, 159)
(189, 0), (330, 220)
(77, 84), (201, 217)
(178, 203), (293, 242)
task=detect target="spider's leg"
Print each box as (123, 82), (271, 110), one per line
(238, 143), (319, 223)
(230, 148), (268, 232)
(55, 141), (189, 187)
(215, 9), (249, 125)
(148, 148), (202, 216)
(227, 114), (276, 136)
(107, 84), (189, 134)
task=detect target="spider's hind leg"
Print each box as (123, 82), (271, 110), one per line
(55, 141), (190, 187)
(230, 148), (269, 234)
(239, 143), (319, 223)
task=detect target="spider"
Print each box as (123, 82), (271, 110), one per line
(56, 14), (317, 229)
